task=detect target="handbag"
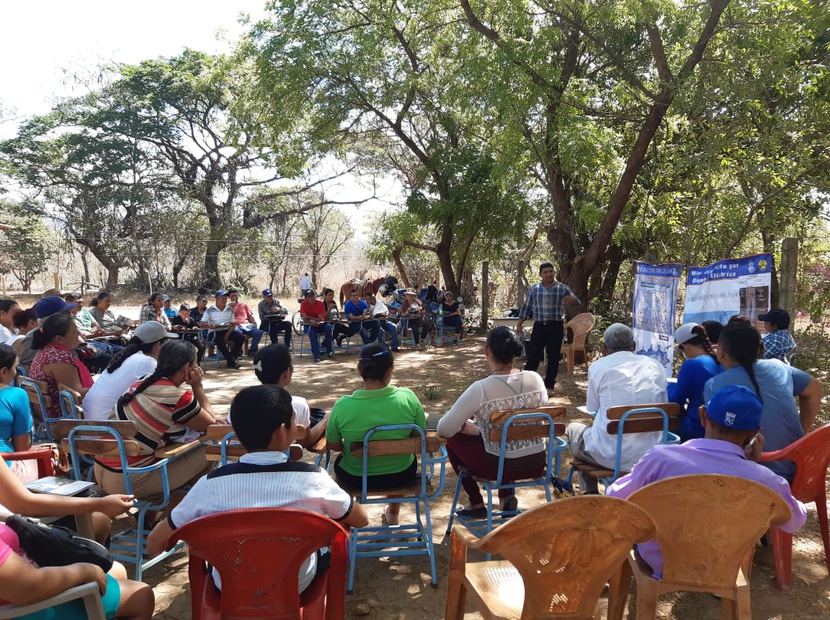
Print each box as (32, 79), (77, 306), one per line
(6, 514), (113, 572)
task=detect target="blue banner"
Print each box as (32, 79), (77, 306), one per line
(683, 254), (772, 325)
(633, 262), (682, 376)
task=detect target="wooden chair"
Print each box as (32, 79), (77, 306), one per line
(165, 508), (349, 620)
(445, 495), (657, 620)
(607, 474), (793, 620)
(561, 313), (595, 375)
(444, 406), (568, 539)
(568, 403), (680, 491)
(18, 377), (56, 441)
(758, 423), (830, 590)
(345, 424), (447, 593)
(53, 419), (193, 580)
(204, 424), (304, 463)
(0, 582), (106, 620)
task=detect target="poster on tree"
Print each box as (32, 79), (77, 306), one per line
(632, 262), (682, 376)
(683, 254), (772, 326)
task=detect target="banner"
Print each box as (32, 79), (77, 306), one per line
(632, 262), (682, 376)
(683, 254), (772, 325)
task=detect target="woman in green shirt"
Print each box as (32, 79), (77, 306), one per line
(326, 343), (426, 525)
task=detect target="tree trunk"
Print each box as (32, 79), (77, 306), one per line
(202, 238), (227, 291)
(392, 249), (412, 288)
(105, 267), (119, 291)
(435, 223), (458, 292)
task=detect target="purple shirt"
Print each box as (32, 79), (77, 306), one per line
(606, 439), (806, 578)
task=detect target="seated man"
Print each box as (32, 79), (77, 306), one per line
(759, 308), (797, 362)
(172, 303), (206, 365)
(146, 384), (369, 593)
(565, 323), (668, 494)
(365, 291), (399, 352)
(197, 290), (245, 369)
(227, 288), (264, 356)
(607, 385), (807, 579)
(258, 288), (293, 348)
(343, 290), (375, 345)
(299, 290), (334, 362)
(253, 344), (328, 448)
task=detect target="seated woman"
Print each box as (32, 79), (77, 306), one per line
(436, 327), (548, 515)
(398, 288), (432, 346)
(29, 313), (94, 419)
(0, 457), (153, 619)
(669, 323), (722, 441)
(322, 288), (352, 346)
(94, 340), (218, 500)
(6, 308), (38, 354)
(138, 293), (171, 330)
(82, 322), (178, 421)
(0, 344), (37, 482)
(89, 291), (134, 339)
(326, 343), (426, 524)
(440, 291), (463, 344)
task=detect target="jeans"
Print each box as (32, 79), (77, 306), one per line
(377, 319), (399, 349)
(235, 324), (263, 353)
(304, 323), (334, 359)
(346, 322), (372, 344)
(262, 318), (292, 348)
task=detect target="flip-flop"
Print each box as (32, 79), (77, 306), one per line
(455, 506), (488, 518)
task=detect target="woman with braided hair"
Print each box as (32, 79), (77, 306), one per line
(669, 323), (723, 440)
(93, 340), (218, 499)
(704, 322), (822, 481)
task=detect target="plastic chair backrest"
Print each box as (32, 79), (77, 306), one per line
(169, 508), (349, 619)
(58, 389), (83, 420)
(356, 425), (437, 500)
(0, 582), (106, 619)
(626, 474), (791, 589)
(759, 423), (830, 503)
(470, 495), (656, 618)
(565, 313), (595, 347)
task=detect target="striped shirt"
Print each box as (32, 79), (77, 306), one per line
(98, 378), (201, 469)
(518, 281), (575, 322)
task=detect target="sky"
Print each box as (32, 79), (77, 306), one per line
(0, 0), (393, 236)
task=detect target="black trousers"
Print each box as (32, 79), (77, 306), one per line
(524, 320), (564, 388)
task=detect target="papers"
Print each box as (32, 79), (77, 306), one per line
(26, 477), (95, 496)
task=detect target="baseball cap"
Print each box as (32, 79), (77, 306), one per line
(215, 290), (228, 298)
(304, 289), (316, 297)
(404, 288), (417, 296)
(758, 308), (790, 329)
(162, 294), (171, 302)
(262, 289), (273, 297)
(705, 385), (762, 431)
(134, 322), (178, 344)
(34, 296), (77, 319)
(227, 287), (239, 295)
(674, 323), (700, 345)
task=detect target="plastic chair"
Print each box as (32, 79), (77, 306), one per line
(396, 318), (418, 349)
(444, 406), (568, 539)
(165, 508), (349, 620)
(758, 423), (830, 590)
(199, 329), (224, 369)
(568, 403), (680, 491)
(298, 321), (335, 359)
(54, 420), (191, 581)
(3, 447), (55, 478)
(445, 495), (657, 620)
(0, 582), (106, 619)
(560, 312), (595, 375)
(346, 424), (447, 593)
(607, 474), (793, 620)
(204, 424), (304, 464)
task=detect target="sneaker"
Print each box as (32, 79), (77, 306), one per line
(391, 347), (400, 352)
(327, 351), (335, 358)
(227, 361), (242, 369)
(314, 357), (321, 363)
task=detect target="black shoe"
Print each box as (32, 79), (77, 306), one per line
(392, 347), (400, 352)
(455, 506), (488, 518)
(227, 361), (242, 369)
(327, 351), (335, 358)
(500, 495), (519, 512)
(335, 335), (345, 347)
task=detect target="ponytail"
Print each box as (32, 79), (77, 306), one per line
(106, 336), (157, 373)
(685, 325), (718, 363)
(31, 313), (75, 350)
(719, 323), (763, 400)
(117, 340), (196, 405)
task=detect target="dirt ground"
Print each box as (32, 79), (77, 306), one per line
(140, 335), (830, 620)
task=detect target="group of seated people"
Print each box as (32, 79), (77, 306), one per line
(0, 284), (818, 612)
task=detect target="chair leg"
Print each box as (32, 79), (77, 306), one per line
(816, 493), (830, 574)
(445, 530), (469, 620)
(445, 474), (465, 535)
(770, 526), (793, 591)
(607, 559), (633, 620)
(633, 575), (660, 620)
(734, 582), (752, 620)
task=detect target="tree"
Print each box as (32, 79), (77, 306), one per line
(0, 199), (53, 292)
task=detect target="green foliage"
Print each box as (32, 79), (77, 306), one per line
(0, 199), (54, 291)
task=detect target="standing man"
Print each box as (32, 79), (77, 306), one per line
(258, 289), (293, 349)
(227, 288), (264, 356)
(299, 273), (312, 297)
(515, 262), (579, 390)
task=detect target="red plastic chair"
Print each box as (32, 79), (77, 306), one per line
(759, 423), (830, 591)
(165, 508), (349, 619)
(4, 447), (55, 478)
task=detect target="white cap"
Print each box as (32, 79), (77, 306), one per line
(135, 322), (179, 344)
(674, 323), (700, 345)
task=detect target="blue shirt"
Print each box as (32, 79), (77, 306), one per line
(704, 361), (810, 480)
(607, 439), (806, 579)
(668, 356), (722, 441)
(0, 387), (32, 453)
(518, 281), (575, 322)
(344, 300), (369, 322)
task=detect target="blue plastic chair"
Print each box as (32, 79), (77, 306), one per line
(60, 421), (193, 580)
(18, 377), (64, 442)
(346, 424), (447, 593)
(396, 318), (418, 349)
(444, 407), (568, 540)
(13, 365), (27, 387)
(199, 329), (224, 368)
(567, 402), (681, 491)
(298, 322), (335, 359)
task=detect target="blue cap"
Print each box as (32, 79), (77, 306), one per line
(705, 385), (762, 430)
(215, 290), (228, 298)
(262, 289), (273, 297)
(34, 296), (77, 319)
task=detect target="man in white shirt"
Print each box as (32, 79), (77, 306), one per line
(299, 273), (311, 296)
(365, 291), (400, 352)
(566, 323), (668, 493)
(197, 290), (245, 369)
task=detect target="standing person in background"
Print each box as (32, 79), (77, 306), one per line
(758, 308), (797, 362)
(0, 300), (20, 342)
(300, 273), (312, 297)
(258, 289), (293, 348)
(227, 288), (264, 356)
(515, 262), (580, 391)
